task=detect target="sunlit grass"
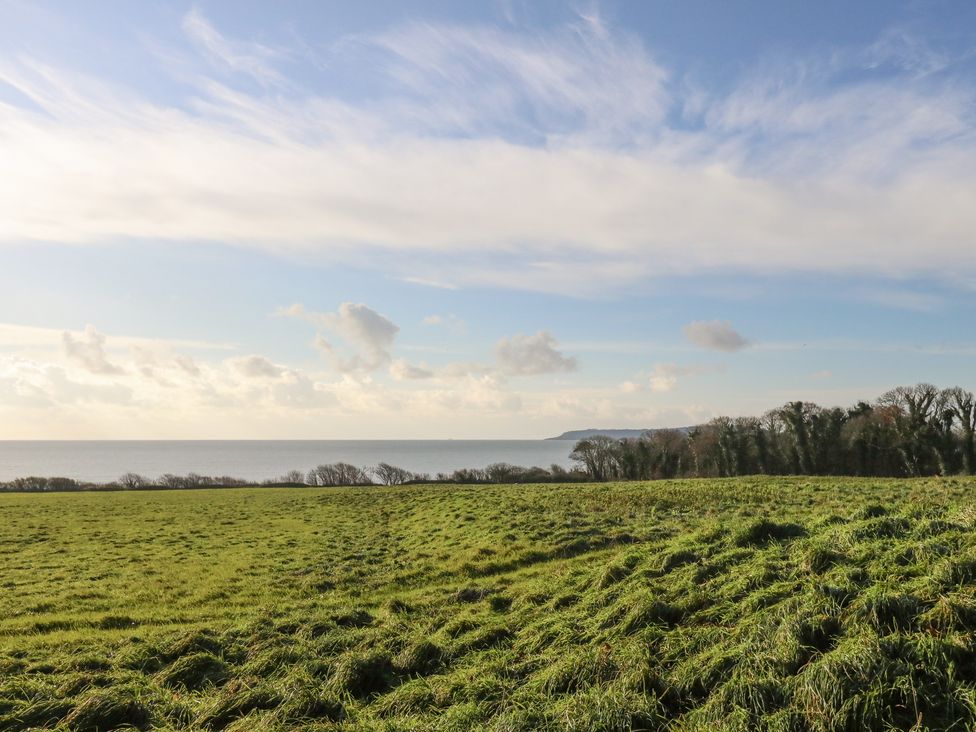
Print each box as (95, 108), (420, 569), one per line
(1, 477), (975, 729)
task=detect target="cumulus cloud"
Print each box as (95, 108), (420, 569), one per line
(282, 303), (399, 374)
(62, 325), (125, 375)
(0, 356), (132, 406)
(648, 363), (708, 392)
(683, 321), (750, 352)
(389, 359), (435, 381)
(174, 355), (201, 377)
(269, 370), (338, 409)
(495, 331), (577, 376)
(229, 354), (285, 378)
(439, 361), (493, 379)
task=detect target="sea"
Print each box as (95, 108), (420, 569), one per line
(0, 441), (579, 484)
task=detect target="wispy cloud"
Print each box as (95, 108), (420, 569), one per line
(0, 12), (975, 298)
(365, 12), (669, 142)
(422, 313), (467, 335)
(648, 362), (710, 393)
(683, 321), (751, 352)
(182, 8), (288, 88)
(0, 323), (236, 354)
(855, 287), (944, 312)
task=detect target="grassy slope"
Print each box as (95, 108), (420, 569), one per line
(2, 477), (976, 730)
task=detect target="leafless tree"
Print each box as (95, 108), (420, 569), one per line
(306, 463), (373, 486)
(373, 463), (413, 485)
(118, 472), (147, 490)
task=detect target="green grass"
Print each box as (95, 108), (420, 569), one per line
(2, 477), (976, 730)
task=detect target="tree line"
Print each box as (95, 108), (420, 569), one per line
(0, 461), (588, 492)
(3, 383), (973, 491)
(569, 383), (976, 481)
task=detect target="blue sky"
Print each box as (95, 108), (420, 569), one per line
(1, 0), (975, 438)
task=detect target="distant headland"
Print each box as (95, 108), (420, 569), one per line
(547, 427), (692, 441)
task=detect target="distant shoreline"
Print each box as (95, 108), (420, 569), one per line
(547, 427), (692, 440)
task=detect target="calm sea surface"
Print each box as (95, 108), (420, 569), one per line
(0, 441), (578, 483)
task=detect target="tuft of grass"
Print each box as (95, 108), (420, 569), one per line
(62, 687), (151, 731)
(195, 680), (280, 729)
(158, 652), (229, 690)
(734, 519), (807, 547)
(330, 650), (395, 698)
(393, 639), (446, 676)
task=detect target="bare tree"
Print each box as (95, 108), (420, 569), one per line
(118, 472), (147, 490)
(373, 463), (413, 485)
(570, 436), (618, 481)
(307, 463), (373, 486)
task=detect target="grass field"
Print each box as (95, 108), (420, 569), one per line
(3, 477), (976, 730)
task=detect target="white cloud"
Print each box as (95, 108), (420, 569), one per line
(649, 363), (700, 393)
(439, 361), (493, 379)
(402, 277), (459, 291)
(0, 317), (349, 422)
(229, 354), (285, 378)
(683, 320), (750, 352)
(389, 358), (434, 381)
(182, 9), (287, 88)
(856, 288), (944, 312)
(0, 323), (234, 352)
(0, 356), (132, 407)
(174, 355), (202, 376)
(269, 370), (337, 409)
(422, 313), (467, 334)
(495, 331), (577, 376)
(62, 325), (125, 375)
(0, 20), (974, 295)
(862, 28), (951, 77)
(282, 302), (399, 374)
(367, 13), (670, 141)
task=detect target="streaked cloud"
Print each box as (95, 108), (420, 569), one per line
(422, 314), (467, 335)
(495, 331), (577, 376)
(229, 355), (285, 379)
(0, 323), (234, 352)
(389, 358), (435, 381)
(856, 287), (944, 312)
(649, 363), (706, 393)
(683, 321), (750, 352)
(182, 8), (287, 88)
(0, 13), (973, 296)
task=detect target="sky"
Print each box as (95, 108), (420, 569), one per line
(1, 0), (975, 439)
